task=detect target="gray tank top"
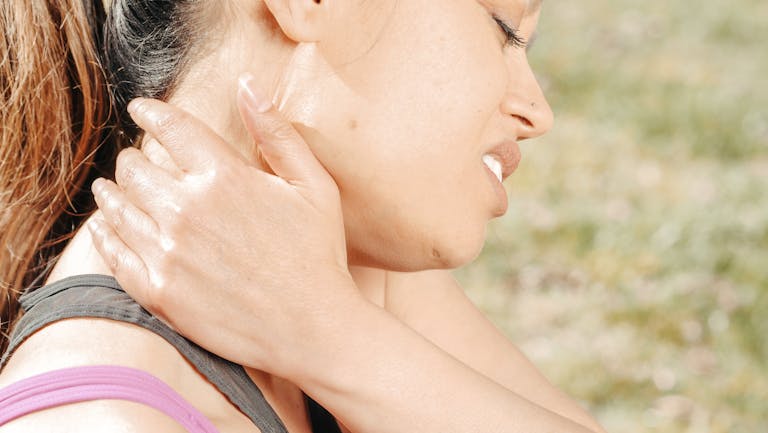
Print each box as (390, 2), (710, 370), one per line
(0, 274), (340, 433)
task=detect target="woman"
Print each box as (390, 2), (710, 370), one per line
(0, 0), (604, 432)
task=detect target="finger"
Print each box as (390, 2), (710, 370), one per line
(237, 74), (334, 189)
(91, 177), (161, 254)
(114, 147), (179, 216)
(141, 137), (183, 178)
(87, 217), (153, 307)
(127, 98), (245, 173)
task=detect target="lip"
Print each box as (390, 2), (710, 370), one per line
(481, 140), (521, 217)
(485, 140), (522, 181)
(484, 163), (509, 216)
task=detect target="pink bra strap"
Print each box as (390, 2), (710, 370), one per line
(0, 365), (219, 432)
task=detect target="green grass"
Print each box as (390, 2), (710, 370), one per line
(455, 1), (768, 431)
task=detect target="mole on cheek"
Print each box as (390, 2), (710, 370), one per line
(348, 118), (358, 130)
(431, 248), (442, 259)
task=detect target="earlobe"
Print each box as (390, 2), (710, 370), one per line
(262, 0), (331, 42)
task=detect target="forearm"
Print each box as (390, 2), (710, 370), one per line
(382, 270), (606, 433)
(291, 297), (597, 433)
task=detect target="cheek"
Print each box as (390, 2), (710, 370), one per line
(350, 3), (507, 150)
(303, 2), (509, 268)
(313, 0), (509, 172)
(335, 3), (508, 202)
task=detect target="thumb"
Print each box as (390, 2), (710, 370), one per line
(237, 74), (333, 191)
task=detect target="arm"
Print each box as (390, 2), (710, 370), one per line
(381, 269), (606, 433)
(292, 292), (598, 433)
(89, 93), (605, 433)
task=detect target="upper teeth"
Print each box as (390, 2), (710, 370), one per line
(483, 154), (502, 182)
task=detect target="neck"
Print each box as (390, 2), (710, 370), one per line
(45, 212), (112, 284)
(162, 33), (293, 165)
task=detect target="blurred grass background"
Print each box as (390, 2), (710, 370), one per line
(454, 1), (768, 432)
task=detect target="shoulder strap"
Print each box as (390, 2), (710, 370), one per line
(2, 275), (289, 433)
(306, 395), (344, 433)
(0, 365), (219, 432)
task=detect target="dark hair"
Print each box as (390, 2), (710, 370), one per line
(1, 0), (214, 353)
(104, 0), (217, 143)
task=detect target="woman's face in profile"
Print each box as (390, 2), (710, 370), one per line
(264, 0), (552, 271)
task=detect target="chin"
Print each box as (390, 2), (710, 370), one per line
(424, 235), (486, 270)
(347, 226), (487, 272)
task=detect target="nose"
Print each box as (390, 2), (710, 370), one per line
(499, 53), (554, 140)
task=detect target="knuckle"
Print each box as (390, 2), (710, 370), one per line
(168, 220), (193, 243)
(145, 270), (168, 308)
(210, 162), (237, 186)
(113, 248), (130, 274)
(120, 165), (138, 186)
(108, 202), (123, 228)
(114, 202), (129, 227)
(116, 146), (139, 165)
(116, 150), (142, 185)
(270, 119), (298, 143)
(147, 275), (174, 317)
(158, 234), (176, 255)
(102, 191), (123, 223)
(163, 212), (187, 239)
(169, 199), (188, 219)
(104, 242), (119, 270)
(149, 272), (168, 294)
(154, 110), (189, 140)
(156, 243), (176, 268)
(142, 139), (164, 161)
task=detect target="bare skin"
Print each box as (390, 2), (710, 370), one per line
(1, 0), (606, 432)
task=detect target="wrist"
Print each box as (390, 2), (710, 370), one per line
(286, 292), (382, 387)
(270, 271), (368, 381)
(288, 296), (411, 402)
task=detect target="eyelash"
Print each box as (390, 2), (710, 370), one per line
(492, 15), (527, 49)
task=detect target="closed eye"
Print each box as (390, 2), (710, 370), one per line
(492, 15), (527, 50)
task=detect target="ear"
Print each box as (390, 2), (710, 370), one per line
(262, 0), (332, 42)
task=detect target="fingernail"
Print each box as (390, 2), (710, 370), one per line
(127, 98), (144, 114)
(91, 178), (105, 194)
(238, 73), (273, 113)
(128, 98), (169, 127)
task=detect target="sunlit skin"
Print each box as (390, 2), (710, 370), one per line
(0, 1), (609, 433)
(173, 0), (552, 271)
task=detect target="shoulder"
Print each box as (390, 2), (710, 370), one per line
(0, 273), (198, 392)
(0, 317), (238, 431)
(0, 316), (190, 386)
(0, 394), (190, 432)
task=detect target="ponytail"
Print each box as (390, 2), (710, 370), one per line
(1, 0), (215, 354)
(0, 0), (111, 353)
